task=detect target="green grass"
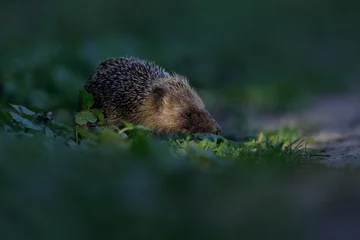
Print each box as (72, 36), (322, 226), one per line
(0, 96), (317, 168)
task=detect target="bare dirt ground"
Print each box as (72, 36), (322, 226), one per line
(247, 93), (360, 167)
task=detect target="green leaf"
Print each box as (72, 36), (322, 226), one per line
(122, 121), (135, 129)
(9, 112), (44, 131)
(91, 108), (105, 125)
(9, 104), (36, 116)
(44, 126), (55, 138)
(75, 111), (97, 125)
(75, 113), (87, 125)
(79, 90), (95, 110)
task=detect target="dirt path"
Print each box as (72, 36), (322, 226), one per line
(247, 93), (360, 167)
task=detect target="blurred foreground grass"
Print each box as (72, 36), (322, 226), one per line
(1, 103), (360, 239)
(0, 96), (327, 239)
(2, 101), (360, 240)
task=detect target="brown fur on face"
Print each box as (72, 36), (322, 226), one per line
(136, 76), (222, 134)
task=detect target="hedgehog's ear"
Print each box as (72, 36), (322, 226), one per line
(152, 87), (166, 107)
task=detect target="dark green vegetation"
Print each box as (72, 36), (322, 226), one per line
(0, 89), (314, 168)
(1, 0), (360, 239)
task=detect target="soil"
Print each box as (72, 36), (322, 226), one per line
(247, 93), (360, 167)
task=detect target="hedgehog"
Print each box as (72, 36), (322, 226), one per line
(84, 57), (222, 135)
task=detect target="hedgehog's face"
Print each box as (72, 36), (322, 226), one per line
(152, 86), (222, 135)
(179, 106), (222, 135)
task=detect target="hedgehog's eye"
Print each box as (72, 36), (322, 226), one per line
(185, 112), (192, 118)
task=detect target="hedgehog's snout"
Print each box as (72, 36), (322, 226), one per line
(206, 113), (222, 135)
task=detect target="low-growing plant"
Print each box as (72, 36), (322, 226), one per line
(0, 88), (324, 172)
